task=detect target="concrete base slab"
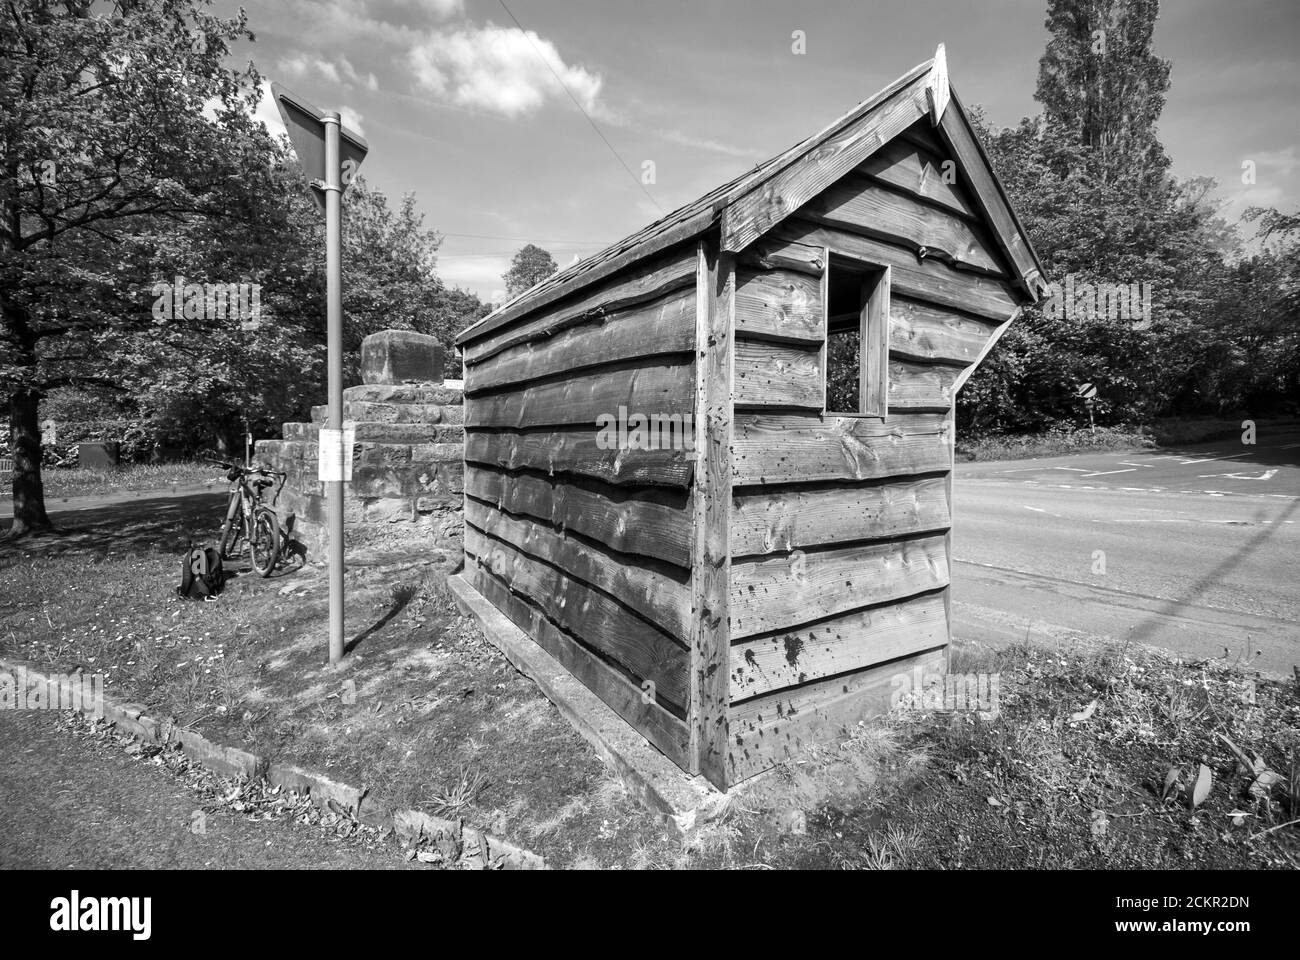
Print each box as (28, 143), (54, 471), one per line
(447, 572), (719, 821)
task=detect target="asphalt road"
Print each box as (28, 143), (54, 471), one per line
(952, 424), (1300, 674)
(0, 709), (410, 869)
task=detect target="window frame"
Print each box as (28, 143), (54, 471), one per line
(822, 256), (891, 419)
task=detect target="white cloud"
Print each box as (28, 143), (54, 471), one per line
(277, 54), (378, 93)
(340, 106), (366, 137)
(281, 0), (459, 46)
(435, 253), (511, 298)
(409, 22), (602, 118)
(409, 0), (464, 17)
(656, 128), (763, 159)
(254, 81), (287, 140)
(1218, 146), (1300, 223)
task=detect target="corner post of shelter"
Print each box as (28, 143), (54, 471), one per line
(943, 403), (956, 672)
(689, 235), (734, 789)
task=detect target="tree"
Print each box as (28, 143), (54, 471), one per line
(1035, 0), (1172, 189)
(1, 0), (268, 535)
(503, 243), (557, 298)
(341, 178), (488, 363)
(959, 2), (1250, 435)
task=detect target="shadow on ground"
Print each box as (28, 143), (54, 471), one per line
(0, 493), (227, 557)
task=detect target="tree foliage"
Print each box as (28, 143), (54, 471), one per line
(959, 0), (1297, 438)
(503, 243), (557, 298)
(1, 0), (485, 534)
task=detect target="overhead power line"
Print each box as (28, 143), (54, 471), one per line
(495, 0), (662, 213)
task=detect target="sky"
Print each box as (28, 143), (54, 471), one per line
(216, 0), (1300, 304)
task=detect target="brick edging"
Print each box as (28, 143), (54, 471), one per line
(0, 657), (544, 870)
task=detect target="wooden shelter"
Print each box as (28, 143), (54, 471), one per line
(453, 47), (1047, 790)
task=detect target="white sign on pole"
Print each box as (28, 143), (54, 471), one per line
(317, 425), (355, 482)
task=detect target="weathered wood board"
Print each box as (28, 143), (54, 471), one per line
(465, 428), (692, 488)
(731, 474), (950, 556)
(688, 241), (733, 787)
(465, 498), (691, 641)
(732, 412), (951, 485)
(730, 533), (950, 639)
(730, 590), (948, 701)
(465, 526), (690, 710)
(733, 340), (824, 409)
(465, 464), (692, 570)
(728, 646), (946, 781)
(463, 562), (692, 769)
(467, 287), (696, 392)
(465, 361), (694, 430)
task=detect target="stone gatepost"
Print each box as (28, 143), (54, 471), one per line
(255, 330), (464, 568)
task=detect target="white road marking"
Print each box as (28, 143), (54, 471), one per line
(1080, 468), (1137, 478)
(1117, 462), (1154, 467)
(1196, 469), (1278, 481)
(1049, 467), (1090, 472)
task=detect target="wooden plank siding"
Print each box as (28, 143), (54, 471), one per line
(733, 340), (824, 409)
(727, 646), (946, 782)
(464, 497), (692, 642)
(888, 295), (999, 365)
(729, 532), (950, 640)
(464, 525), (690, 712)
(459, 241), (700, 361)
(464, 464), (692, 570)
(465, 286), (695, 391)
(763, 220), (1020, 322)
(714, 144), (1029, 778)
(464, 428), (692, 488)
(731, 474), (950, 556)
(733, 411), (951, 485)
(730, 589), (948, 701)
(735, 267), (824, 344)
(461, 235), (705, 763)
(856, 135), (978, 220)
(803, 175), (1003, 275)
(463, 360), (694, 430)
(463, 561), (692, 769)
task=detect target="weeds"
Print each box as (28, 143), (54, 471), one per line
(423, 764), (489, 818)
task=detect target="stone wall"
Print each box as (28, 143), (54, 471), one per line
(255, 330), (464, 568)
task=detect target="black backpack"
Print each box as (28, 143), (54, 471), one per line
(177, 543), (225, 600)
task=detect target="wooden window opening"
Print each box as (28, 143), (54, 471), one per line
(825, 258), (890, 417)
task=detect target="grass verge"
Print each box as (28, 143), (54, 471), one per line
(34, 461), (218, 499)
(955, 417), (1285, 462)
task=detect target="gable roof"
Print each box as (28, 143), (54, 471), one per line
(457, 47), (1046, 348)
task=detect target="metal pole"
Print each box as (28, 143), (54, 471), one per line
(323, 112), (345, 665)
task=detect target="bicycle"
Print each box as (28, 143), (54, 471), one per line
(208, 459), (289, 578)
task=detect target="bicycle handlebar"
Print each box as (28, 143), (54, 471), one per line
(205, 457), (282, 476)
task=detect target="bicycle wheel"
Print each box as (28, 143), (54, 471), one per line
(249, 508), (281, 578)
